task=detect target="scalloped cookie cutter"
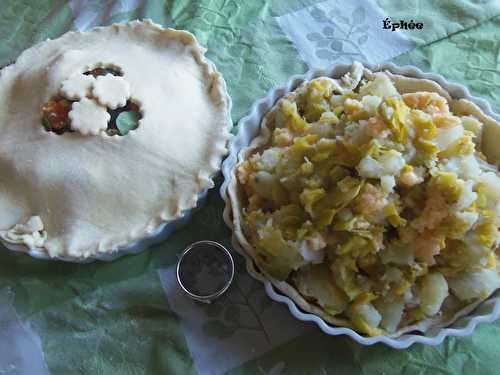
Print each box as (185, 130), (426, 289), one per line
(176, 240), (235, 303)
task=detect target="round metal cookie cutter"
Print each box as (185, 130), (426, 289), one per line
(176, 240), (235, 303)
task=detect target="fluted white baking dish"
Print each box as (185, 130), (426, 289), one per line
(0, 59), (231, 263)
(220, 62), (500, 348)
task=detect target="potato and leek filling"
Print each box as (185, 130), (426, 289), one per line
(237, 74), (500, 336)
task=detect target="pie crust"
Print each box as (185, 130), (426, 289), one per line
(0, 20), (232, 258)
(227, 62), (500, 337)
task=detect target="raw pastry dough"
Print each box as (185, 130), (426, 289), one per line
(60, 73), (95, 100)
(92, 75), (131, 110)
(0, 20), (232, 257)
(69, 97), (111, 135)
(0, 216), (47, 249)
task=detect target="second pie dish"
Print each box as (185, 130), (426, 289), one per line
(221, 61), (500, 346)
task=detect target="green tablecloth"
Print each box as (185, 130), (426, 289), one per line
(1, 1), (499, 374)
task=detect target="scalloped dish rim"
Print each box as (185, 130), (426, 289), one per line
(220, 61), (500, 348)
(0, 38), (233, 263)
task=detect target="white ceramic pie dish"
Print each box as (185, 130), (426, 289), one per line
(0, 50), (232, 263)
(220, 62), (500, 348)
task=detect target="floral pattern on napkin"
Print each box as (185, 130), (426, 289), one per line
(158, 253), (311, 375)
(276, 0), (415, 68)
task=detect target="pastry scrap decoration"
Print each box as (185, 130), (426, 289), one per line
(41, 66), (140, 136)
(93, 75), (131, 110)
(68, 97), (111, 136)
(0, 216), (47, 249)
(60, 73), (95, 100)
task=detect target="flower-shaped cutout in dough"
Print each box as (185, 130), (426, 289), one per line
(92, 75), (131, 110)
(69, 97), (110, 136)
(60, 73), (95, 100)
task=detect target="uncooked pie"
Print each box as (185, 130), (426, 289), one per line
(0, 20), (232, 258)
